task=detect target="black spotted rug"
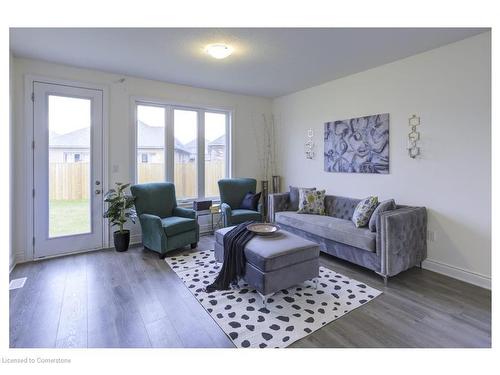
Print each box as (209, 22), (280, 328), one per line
(165, 249), (381, 348)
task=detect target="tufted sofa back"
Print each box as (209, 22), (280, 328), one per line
(324, 195), (361, 220)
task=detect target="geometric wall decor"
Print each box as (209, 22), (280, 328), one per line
(305, 128), (315, 159)
(324, 113), (390, 174)
(407, 114), (421, 159)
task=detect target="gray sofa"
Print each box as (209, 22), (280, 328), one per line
(268, 192), (427, 283)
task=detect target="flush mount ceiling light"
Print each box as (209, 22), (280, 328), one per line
(205, 43), (233, 59)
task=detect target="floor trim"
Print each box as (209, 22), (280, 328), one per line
(422, 259), (491, 290)
(9, 261), (16, 274)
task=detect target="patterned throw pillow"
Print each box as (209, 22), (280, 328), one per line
(352, 196), (379, 227)
(289, 185), (316, 211)
(297, 189), (326, 215)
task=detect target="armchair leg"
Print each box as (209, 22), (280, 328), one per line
(159, 252), (168, 260)
(191, 243), (197, 249)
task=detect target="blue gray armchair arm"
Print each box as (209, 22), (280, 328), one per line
(172, 206), (196, 219)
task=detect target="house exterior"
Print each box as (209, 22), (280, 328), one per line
(184, 135), (226, 162)
(49, 128), (91, 163)
(207, 135), (225, 161)
(49, 120), (192, 164)
(136, 120), (191, 164)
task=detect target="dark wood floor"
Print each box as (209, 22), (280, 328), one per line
(9, 235), (491, 348)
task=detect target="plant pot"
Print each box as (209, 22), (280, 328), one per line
(113, 230), (130, 252)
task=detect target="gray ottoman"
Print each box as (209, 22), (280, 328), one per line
(214, 227), (320, 303)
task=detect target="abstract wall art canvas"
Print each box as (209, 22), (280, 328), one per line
(324, 113), (389, 174)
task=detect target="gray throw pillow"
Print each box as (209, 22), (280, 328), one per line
(368, 199), (396, 232)
(352, 196), (378, 228)
(289, 185), (316, 211)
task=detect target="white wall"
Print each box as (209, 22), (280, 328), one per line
(12, 57), (272, 263)
(273, 32), (491, 288)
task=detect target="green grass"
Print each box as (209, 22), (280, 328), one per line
(49, 200), (91, 237)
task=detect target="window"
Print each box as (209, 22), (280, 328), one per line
(135, 101), (231, 201)
(136, 104), (165, 183)
(174, 109), (198, 200)
(205, 112), (227, 197)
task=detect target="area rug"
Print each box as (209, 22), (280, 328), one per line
(165, 249), (382, 348)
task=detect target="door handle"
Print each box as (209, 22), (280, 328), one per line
(95, 189), (101, 195)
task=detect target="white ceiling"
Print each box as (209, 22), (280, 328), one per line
(10, 28), (487, 98)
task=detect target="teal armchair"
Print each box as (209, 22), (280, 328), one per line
(130, 182), (199, 259)
(218, 178), (263, 227)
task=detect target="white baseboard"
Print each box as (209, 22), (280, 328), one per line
(422, 259), (491, 290)
(130, 234), (143, 246)
(9, 261), (16, 274)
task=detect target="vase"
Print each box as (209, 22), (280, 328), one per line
(272, 175), (280, 193)
(260, 180), (269, 222)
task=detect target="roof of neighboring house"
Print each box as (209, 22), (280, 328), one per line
(49, 120), (191, 154)
(184, 135), (225, 153)
(49, 127), (90, 148)
(208, 135), (225, 146)
(137, 121), (190, 154)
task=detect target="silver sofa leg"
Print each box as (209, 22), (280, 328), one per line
(375, 272), (388, 286)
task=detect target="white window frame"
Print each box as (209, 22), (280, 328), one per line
(131, 97), (233, 203)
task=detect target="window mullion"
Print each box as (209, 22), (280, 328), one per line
(226, 111), (231, 178)
(165, 106), (174, 182)
(198, 110), (205, 199)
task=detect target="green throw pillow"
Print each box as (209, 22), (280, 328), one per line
(352, 196), (379, 227)
(297, 189), (326, 215)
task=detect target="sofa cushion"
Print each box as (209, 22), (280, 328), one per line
(352, 196), (378, 227)
(275, 211), (376, 252)
(161, 216), (196, 236)
(368, 199), (396, 232)
(240, 192), (261, 210)
(289, 185), (315, 211)
(297, 189), (326, 215)
(324, 195), (361, 220)
(215, 226), (319, 272)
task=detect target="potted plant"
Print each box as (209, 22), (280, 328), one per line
(103, 182), (137, 252)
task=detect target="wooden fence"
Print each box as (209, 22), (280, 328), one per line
(49, 162), (90, 200)
(49, 160), (225, 200)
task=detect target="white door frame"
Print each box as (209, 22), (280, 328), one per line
(24, 75), (110, 261)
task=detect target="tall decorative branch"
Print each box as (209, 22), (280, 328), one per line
(253, 113), (277, 181)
